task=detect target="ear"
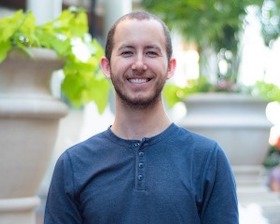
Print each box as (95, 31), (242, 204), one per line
(167, 58), (176, 79)
(100, 57), (111, 79)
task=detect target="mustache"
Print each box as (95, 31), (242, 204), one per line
(126, 71), (153, 78)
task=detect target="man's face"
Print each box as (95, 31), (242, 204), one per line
(102, 19), (175, 110)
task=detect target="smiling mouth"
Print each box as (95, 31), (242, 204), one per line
(128, 78), (151, 84)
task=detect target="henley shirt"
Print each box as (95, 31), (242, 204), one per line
(45, 123), (239, 224)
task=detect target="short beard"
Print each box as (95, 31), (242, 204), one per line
(115, 85), (163, 110)
(110, 72), (166, 110)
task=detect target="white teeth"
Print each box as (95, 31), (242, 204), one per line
(129, 79), (148, 84)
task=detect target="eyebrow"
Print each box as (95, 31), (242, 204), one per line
(118, 45), (134, 51)
(117, 44), (162, 52)
(146, 45), (162, 52)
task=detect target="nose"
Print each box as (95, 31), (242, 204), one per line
(131, 55), (147, 71)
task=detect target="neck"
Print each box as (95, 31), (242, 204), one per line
(111, 98), (171, 140)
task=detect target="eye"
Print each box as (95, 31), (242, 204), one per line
(121, 51), (133, 57)
(146, 51), (159, 57)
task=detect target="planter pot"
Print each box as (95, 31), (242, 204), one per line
(180, 93), (272, 166)
(179, 93), (280, 218)
(0, 48), (68, 224)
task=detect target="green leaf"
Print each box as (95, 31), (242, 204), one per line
(0, 10), (24, 42)
(163, 84), (186, 108)
(0, 41), (11, 62)
(90, 39), (104, 59)
(87, 76), (111, 114)
(0, 8), (110, 112)
(61, 71), (110, 113)
(254, 81), (280, 102)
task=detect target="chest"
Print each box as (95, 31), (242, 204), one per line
(77, 145), (200, 223)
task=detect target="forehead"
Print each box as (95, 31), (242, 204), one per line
(113, 19), (166, 48)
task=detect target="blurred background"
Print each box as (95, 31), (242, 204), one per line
(1, 0), (280, 223)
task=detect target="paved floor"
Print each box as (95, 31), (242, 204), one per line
(35, 199), (45, 224)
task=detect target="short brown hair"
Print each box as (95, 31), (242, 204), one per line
(105, 11), (173, 62)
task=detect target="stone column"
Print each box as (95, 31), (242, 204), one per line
(0, 49), (68, 224)
(102, 0), (132, 40)
(27, 0), (62, 24)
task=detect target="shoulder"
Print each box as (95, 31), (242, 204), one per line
(51, 129), (115, 190)
(171, 123), (221, 152)
(55, 129), (113, 167)
(169, 124), (231, 170)
(67, 129), (111, 154)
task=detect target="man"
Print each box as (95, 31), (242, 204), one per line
(44, 11), (239, 223)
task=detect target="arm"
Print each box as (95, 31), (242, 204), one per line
(44, 152), (83, 224)
(200, 145), (239, 224)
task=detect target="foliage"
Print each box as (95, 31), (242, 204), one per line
(142, 0), (267, 99)
(143, 0), (280, 108)
(163, 77), (280, 108)
(253, 81), (280, 102)
(258, 0), (280, 47)
(142, 0), (263, 53)
(263, 137), (280, 168)
(0, 7), (110, 113)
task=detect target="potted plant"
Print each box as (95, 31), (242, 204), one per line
(0, 7), (110, 224)
(0, 7), (110, 111)
(163, 76), (280, 107)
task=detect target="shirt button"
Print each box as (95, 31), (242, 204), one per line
(138, 162), (144, 169)
(138, 174), (144, 181)
(139, 151), (144, 157)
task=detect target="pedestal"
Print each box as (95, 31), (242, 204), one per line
(0, 48), (68, 224)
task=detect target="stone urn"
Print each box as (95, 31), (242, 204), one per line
(180, 93), (272, 166)
(0, 48), (68, 224)
(179, 93), (280, 220)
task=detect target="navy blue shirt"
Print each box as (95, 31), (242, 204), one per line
(45, 123), (239, 223)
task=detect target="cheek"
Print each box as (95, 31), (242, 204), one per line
(110, 66), (121, 77)
(147, 61), (169, 75)
(111, 60), (133, 77)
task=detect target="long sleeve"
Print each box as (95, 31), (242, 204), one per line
(200, 145), (239, 224)
(44, 152), (83, 224)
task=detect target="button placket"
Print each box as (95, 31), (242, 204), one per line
(134, 142), (146, 190)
